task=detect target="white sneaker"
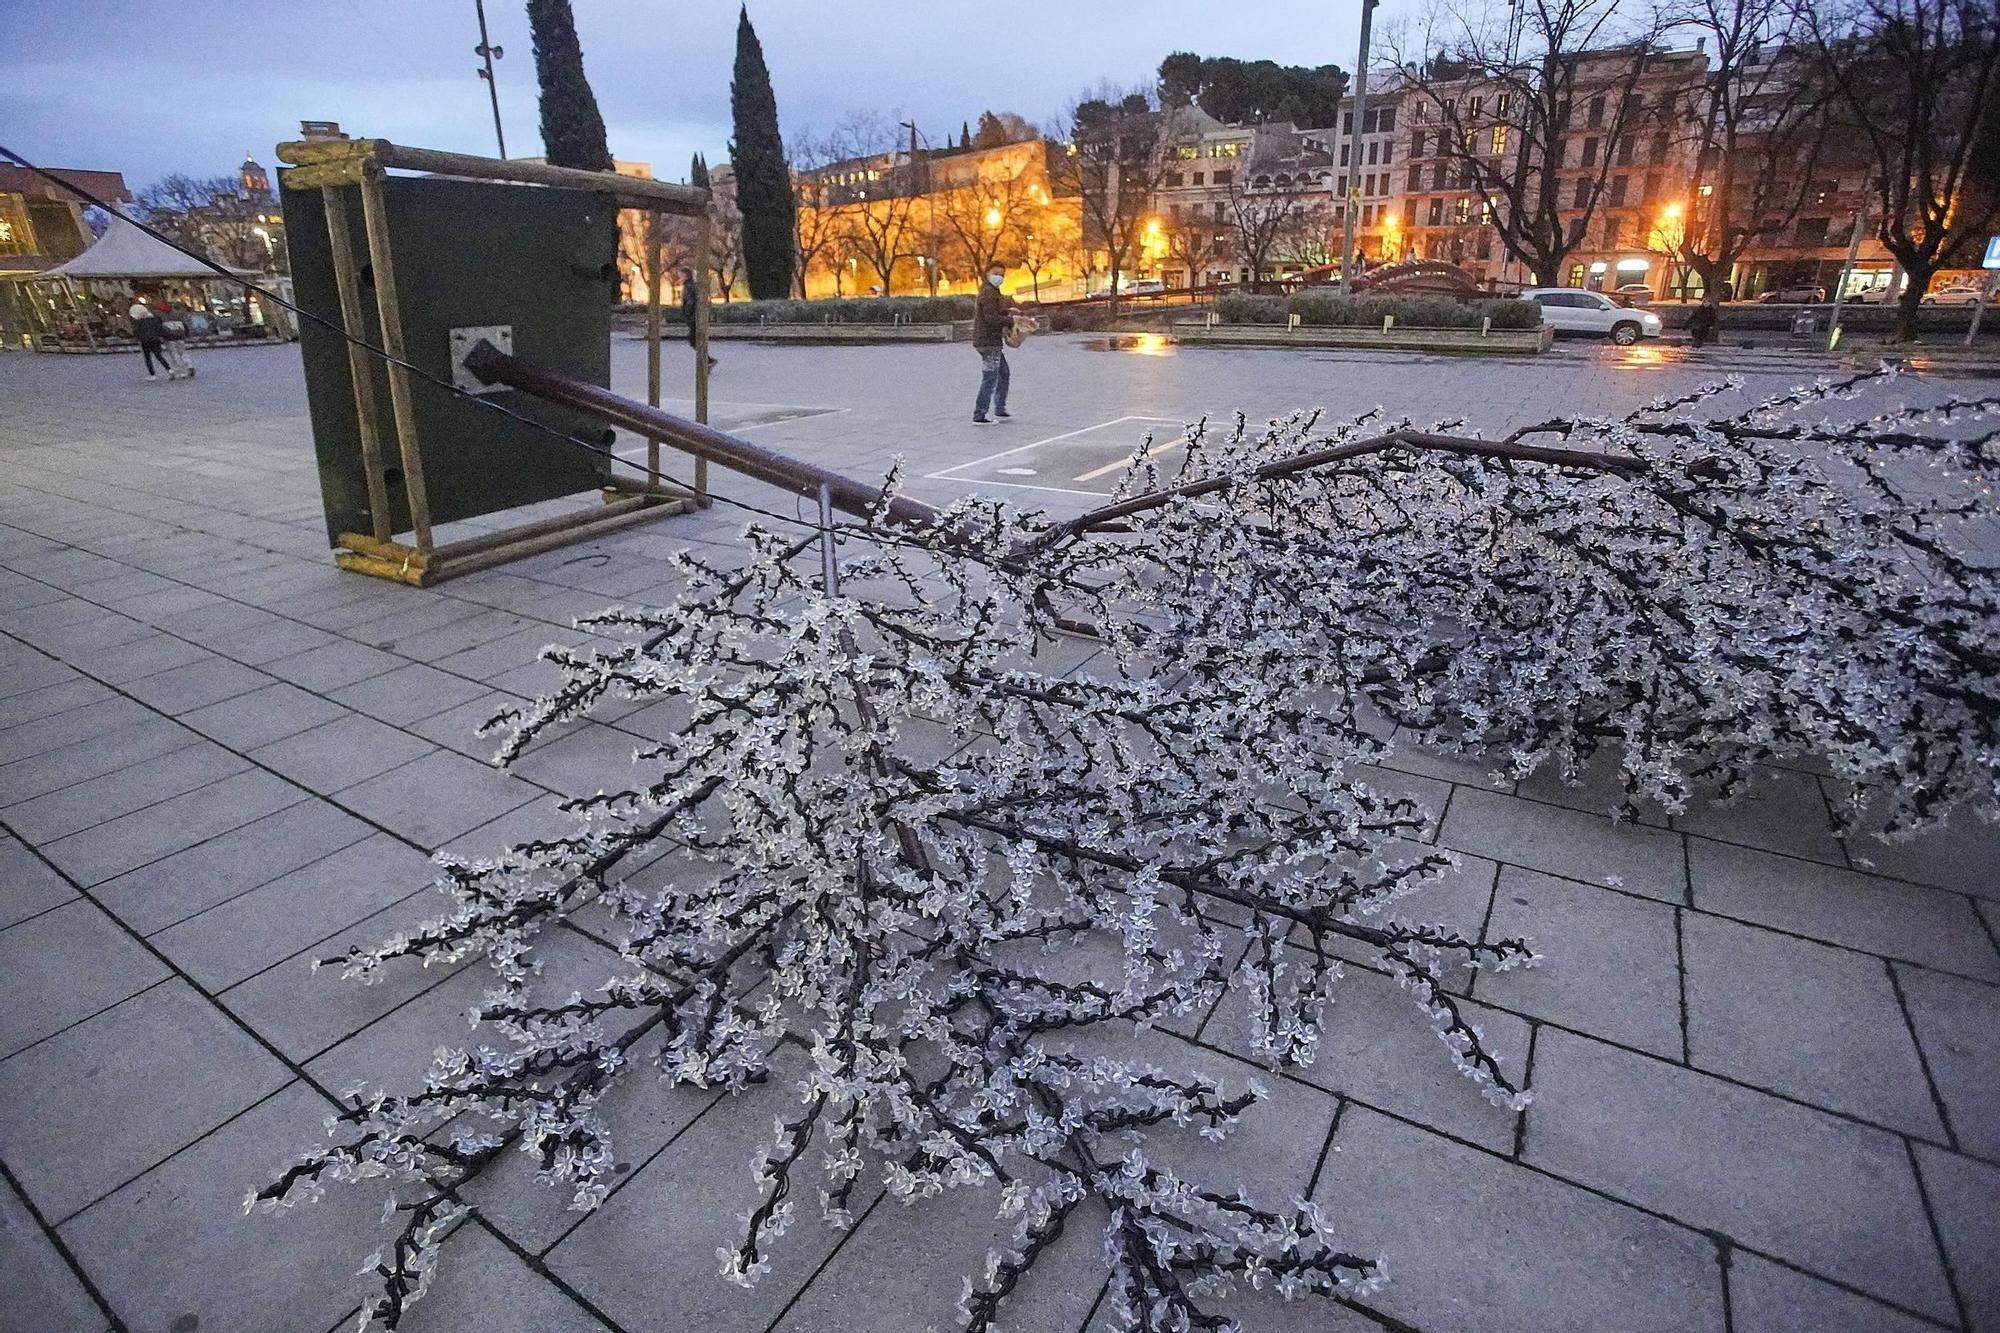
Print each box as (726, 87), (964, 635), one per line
(146, 373), (158, 381)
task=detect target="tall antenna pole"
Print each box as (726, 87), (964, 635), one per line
(474, 0), (508, 158)
(1338, 0), (1380, 289)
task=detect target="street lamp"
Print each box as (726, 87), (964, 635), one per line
(984, 206), (1003, 228)
(472, 0), (507, 158)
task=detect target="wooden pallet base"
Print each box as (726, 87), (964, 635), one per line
(333, 490), (700, 587)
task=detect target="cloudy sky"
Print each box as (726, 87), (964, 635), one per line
(1, 0), (1384, 193)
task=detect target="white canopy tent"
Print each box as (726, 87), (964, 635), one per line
(12, 216), (273, 350)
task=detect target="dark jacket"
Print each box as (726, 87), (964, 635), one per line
(132, 311), (164, 342)
(972, 283), (1017, 350)
(680, 281), (698, 326)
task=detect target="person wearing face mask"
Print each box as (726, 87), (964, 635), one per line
(971, 263), (1019, 424)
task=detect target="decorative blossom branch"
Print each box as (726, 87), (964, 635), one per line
(257, 368), (1997, 1331)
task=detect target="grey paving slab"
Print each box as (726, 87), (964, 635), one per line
(0, 677), (114, 729)
(0, 981), (290, 1221)
(0, 651), (75, 701)
(1507, 748), (1673, 825)
(329, 660), (494, 726)
(0, 695), (154, 768)
(56, 1080), (386, 1333)
(0, 716), (195, 809)
(119, 656), (274, 715)
(151, 834), (435, 990)
(0, 1172), (105, 1333)
(1523, 1028), (1953, 1319)
(40, 767), (307, 886)
(249, 710), (438, 794)
(547, 1044), (880, 1333)
(209, 617), (339, 667)
(334, 749), (542, 849)
(1673, 769), (1846, 865)
(1474, 867), (1684, 1058)
(1204, 955), (1530, 1152)
(1726, 1252), (1937, 1333)
(1896, 964), (2000, 1160)
(431, 624), (592, 684)
(1690, 838), (2000, 981)
(0, 833), (76, 929)
(218, 886), (473, 1062)
(77, 630), (214, 685)
(260, 638), (407, 692)
(381, 607), (538, 664)
(408, 690), (528, 759)
(175, 680), (350, 751)
(397, 1220), (614, 1333)
(0, 899), (169, 1058)
(93, 798), (374, 935)
(503, 721), (646, 801)
(1838, 798), (2000, 900)
(1684, 913), (1942, 1136)
(1913, 1143), (2000, 1333)
(0, 741), (246, 845)
(332, 597), (492, 647)
(1440, 786), (1687, 902)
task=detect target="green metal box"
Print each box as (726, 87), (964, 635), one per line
(282, 174), (619, 545)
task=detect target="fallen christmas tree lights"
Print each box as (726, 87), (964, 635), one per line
(254, 366), (1998, 1331)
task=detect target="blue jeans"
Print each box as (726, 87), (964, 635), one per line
(974, 347), (1009, 417)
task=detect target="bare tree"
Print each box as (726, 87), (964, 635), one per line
(1225, 175), (1315, 283)
(1164, 211), (1232, 286)
(825, 115), (921, 296)
(709, 192), (746, 302)
(1395, 0), (1669, 285)
(138, 173), (277, 271)
(1046, 90), (1183, 310)
(936, 163), (1038, 278)
(1799, 0), (2000, 338)
(788, 130), (848, 298)
(1644, 0), (1830, 302)
(1273, 200), (1339, 269)
(1019, 213), (1075, 299)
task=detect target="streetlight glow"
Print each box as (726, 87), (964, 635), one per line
(984, 206), (1002, 227)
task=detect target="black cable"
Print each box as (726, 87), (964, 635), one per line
(0, 143), (848, 538)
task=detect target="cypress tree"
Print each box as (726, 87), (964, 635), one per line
(691, 152), (711, 190)
(527, 0), (614, 171)
(729, 5), (796, 299)
(960, 121), (972, 149)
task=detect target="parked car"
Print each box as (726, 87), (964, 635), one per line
(1923, 283), (1996, 306)
(1086, 277), (1167, 299)
(1845, 285), (1903, 304)
(1521, 287), (1664, 345)
(1757, 285), (1826, 304)
(1613, 283), (1655, 305)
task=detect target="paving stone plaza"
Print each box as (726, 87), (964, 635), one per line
(1, 335), (1997, 1333)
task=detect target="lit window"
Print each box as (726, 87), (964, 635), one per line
(1455, 197), (1471, 223)
(1490, 126), (1508, 155)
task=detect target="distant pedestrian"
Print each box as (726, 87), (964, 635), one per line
(128, 294), (169, 380)
(1688, 301), (1720, 349)
(679, 268), (715, 368)
(971, 262), (1018, 424)
(160, 301), (196, 379)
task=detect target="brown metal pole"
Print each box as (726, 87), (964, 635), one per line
(322, 187), (394, 541)
(463, 339), (940, 530)
(645, 208), (663, 484)
(357, 163), (436, 551)
(692, 208), (712, 501)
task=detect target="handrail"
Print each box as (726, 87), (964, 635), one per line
(461, 340), (945, 531)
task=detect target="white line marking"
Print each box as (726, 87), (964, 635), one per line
(1071, 429), (1188, 482)
(925, 415), (1181, 479)
(934, 476), (1115, 499)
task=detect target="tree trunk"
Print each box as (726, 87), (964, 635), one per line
(1893, 271), (1929, 342)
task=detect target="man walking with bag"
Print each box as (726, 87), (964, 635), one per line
(127, 294), (170, 380)
(971, 262), (1017, 424)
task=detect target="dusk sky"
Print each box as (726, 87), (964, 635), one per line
(1, 1), (1385, 194)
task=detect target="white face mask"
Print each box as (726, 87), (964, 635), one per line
(988, 273), (1004, 287)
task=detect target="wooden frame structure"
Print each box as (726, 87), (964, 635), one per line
(274, 137), (715, 585)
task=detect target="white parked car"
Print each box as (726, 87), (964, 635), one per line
(1923, 283), (1996, 307)
(1087, 277), (1167, 299)
(1522, 287), (1664, 345)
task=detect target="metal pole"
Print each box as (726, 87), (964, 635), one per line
(474, 0), (508, 159)
(818, 481), (840, 596)
(1825, 200), (1867, 352)
(1338, 0), (1378, 291)
(645, 208), (662, 484)
(357, 163), (437, 551)
(1967, 271), (1995, 348)
(693, 207), (712, 499)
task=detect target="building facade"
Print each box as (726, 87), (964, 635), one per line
(0, 165), (131, 344)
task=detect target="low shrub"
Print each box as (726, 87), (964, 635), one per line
(1211, 293), (1541, 330)
(699, 295), (976, 326)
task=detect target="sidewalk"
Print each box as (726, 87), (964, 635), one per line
(0, 342), (1995, 1333)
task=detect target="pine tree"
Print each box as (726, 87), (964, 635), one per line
(527, 0), (614, 172)
(960, 121), (972, 149)
(691, 152), (711, 191)
(728, 5), (796, 299)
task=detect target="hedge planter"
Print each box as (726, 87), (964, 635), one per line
(1172, 321), (1553, 355)
(656, 320), (970, 343)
